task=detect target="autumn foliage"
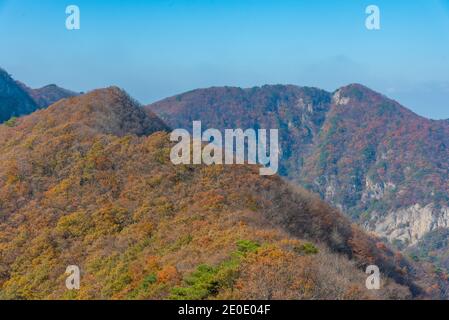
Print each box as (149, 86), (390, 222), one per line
(0, 87), (441, 299)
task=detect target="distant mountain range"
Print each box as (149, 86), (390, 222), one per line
(16, 81), (80, 109)
(147, 84), (449, 251)
(1, 86), (440, 299)
(0, 65), (448, 298)
(0, 67), (79, 123)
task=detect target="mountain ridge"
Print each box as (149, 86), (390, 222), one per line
(6, 86), (170, 138)
(146, 83), (449, 251)
(16, 81), (80, 108)
(0, 86), (443, 299)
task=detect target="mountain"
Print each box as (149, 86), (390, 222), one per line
(146, 84), (449, 250)
(0, 67), (79, 123)
(0, 87), (441, 299)
(0, 68), (38, 123)
(17, 82), (80, 108)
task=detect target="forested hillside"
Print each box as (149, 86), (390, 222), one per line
(147, 84), (449, 249)
(0, 87), (441, 299)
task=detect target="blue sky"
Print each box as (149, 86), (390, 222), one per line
(1, 0), (449, 119)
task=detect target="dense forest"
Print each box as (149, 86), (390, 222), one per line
(147, 84), (449, 256)
(0, 87), (444, 299)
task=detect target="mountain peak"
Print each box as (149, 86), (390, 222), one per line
(0, 67), (8, 76)
(0, 67), (13, 81)
(19, 86), (169, 137)
(147, 84), (332, 120)
(26, 83), (80, 108)
(331, 83), (423, 122)
(42, 84), (58, 88)
(338, 83), (372, 91)
(332, 83), (385, 105)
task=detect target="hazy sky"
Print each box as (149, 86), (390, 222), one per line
(1, 0), (449, 119)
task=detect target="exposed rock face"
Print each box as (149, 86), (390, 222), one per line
(368, 205), (449, 245)
(361, 177), (396, 202)
(332, 89), (350, 106)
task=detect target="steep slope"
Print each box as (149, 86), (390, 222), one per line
(148, 85), (332, 176)
(146, 84), (449, 248)
(0, 87), (440, 299)
(17, 82), (80, 108)
(306, 84), (449, 246)
(0, 68), (38, 123)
